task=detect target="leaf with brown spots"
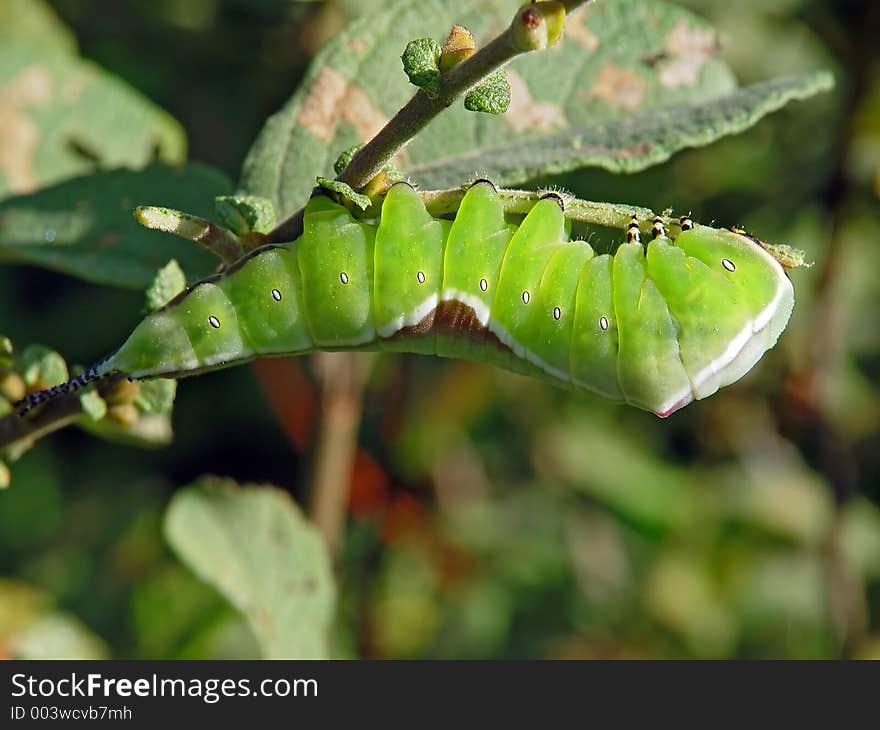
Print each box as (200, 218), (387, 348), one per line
(0, 3), (185, 200)
(240, 0), (734, 211)
(583, 64), (648, 112)
(165, 479), (335, 660)
(241, 0), (831, 204)
(407, 71), (834, 189)
(0, 0), (76, 56)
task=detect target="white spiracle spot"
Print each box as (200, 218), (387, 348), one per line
(599, 316), (609, 331)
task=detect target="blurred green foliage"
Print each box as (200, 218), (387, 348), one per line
(1, 0), (879, 659)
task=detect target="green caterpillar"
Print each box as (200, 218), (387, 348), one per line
(17, 181), (795, 418)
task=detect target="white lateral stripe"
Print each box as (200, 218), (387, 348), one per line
(441, 289), (491, 325)
(377, 294), (438, 338)
(487, 319), (572, 384)
(689, 270), (792, 393)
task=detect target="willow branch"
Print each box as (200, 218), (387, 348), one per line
(418, 187), (657, 228)
(266, 0), (593, 243)
(0, 379), (118, 454)
(308, 352), (375, 557)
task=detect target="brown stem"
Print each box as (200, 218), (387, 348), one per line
(0, 379), (118, 454)
(266, 0), (593, 243)
(308, 352), (375, 556)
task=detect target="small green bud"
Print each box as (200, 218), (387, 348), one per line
(135, 206), (209, 239)
(20, 345), (68, 391)
(465, 70), (511, 115)
(760, 242), (811, 269)
(362, 167), (408, 199)
(0, 336), (14, 368)
(146, 259), (187, 312)
(439, 25), (476, 71)
(104, 378), (140, 407)
(215, 195), (277, 235)
(109, 403), (140, 428)
(316, 177), (372, 211)
(402, 37), (442, 98)
(79, 389), (107, 421)
(511, 2), (566, 51)
(0, 371), (26, 403)
(334, 144), (365, 176)
(135, 206), (244, 264)
(381, 164), (406, 186)
(134, 379), (177, 415)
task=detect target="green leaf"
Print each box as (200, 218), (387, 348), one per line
(0, 18), (186, 199)
(134, 380), (177, 415)
(0, 0), (76, 55)
(164, 478), (335, 659)
(135, 206), (244, 265)
(78, 413), (174, 449)
(146, 260), (187, 312)
(214, 195), (277, 235)
(19, 345), (67, 389)
(401, 37), (442, 97)
(464, 70), (510, 115)
(8, 614), (109, 660)
(0, 164), (233, 289)
(0, 578), (108, 659)
(315, 177), (372, 210)
(333, 144), (365, 175)
(239, 0), (827, 216)
(78, 389), (107, 421)
(411, 71), (834, 188)
(535, 415), (701, 533)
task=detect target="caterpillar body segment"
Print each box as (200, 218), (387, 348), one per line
(23, 182), (795, 418)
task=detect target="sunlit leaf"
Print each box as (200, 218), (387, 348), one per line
(239, 0), (829, 217)
(0, 5), (186, 199)
(165, 478), (336, 659)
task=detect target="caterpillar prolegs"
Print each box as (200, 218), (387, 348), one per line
(17, 181), (794, 418)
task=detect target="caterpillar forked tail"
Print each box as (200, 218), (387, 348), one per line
(13, 360), (121, 416)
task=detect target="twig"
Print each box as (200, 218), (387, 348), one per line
(0, 380), (117, 454)
(266, 0), (593, 243)
(135, 206), (244, 264)
(419, 187), (657, 227)
(308, 352), (375, 556)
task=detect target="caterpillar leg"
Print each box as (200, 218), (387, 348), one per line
(626, 215), (641, 244)
(651, 216), (667, 240)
